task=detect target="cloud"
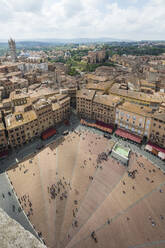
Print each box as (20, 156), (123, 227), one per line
(0, 0), (165, 40)
(7, 0), (44, 13)
(0, 1), (13, 22)
(62, 0), (84, 18)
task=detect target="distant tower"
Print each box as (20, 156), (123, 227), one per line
(8, 38), (17, 62)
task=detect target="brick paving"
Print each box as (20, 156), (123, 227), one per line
(54, 133), (80, 248)
(64, 156), (126, 247)
(5, 124), (165, 248)
(60, 131), (110, 248)
(7, 155), (49, 246)
(65, 152), (165, 248)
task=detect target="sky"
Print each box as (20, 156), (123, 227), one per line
(0, 0), (165, 41)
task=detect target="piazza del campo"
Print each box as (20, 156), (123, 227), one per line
(0, 4), (165, 247)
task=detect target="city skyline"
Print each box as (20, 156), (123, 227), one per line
(0, 0), (165, 41)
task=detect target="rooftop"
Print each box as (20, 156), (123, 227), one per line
(77, 89), (96, 101)
(33, 98), (50, 110)
(117, 101), (154, 117)
(52, 102), (61, 111)
(93, 94), (121, 107)
(110, 84), (162, 104)
(86, 82), (113, 91)
(5, 110), (37, 130)
(153, 109), (165, 122)
(85, 74), (109, 82)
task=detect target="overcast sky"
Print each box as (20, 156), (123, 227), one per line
(0, 0), (165, 41)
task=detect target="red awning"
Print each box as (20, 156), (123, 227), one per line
(96, 120), (114, 130)
(147, 142), (165, 154)
(115, 128), (142, 144)
(41, 128), (56, 140)
(80, 119), (113, 134)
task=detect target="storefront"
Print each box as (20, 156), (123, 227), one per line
(115, 128), (142, 144)
(145, 142), (165, 160)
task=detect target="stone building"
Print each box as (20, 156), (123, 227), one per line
(110, 83), (162, 108)
(5, 110), (38, 149)
(115, 102), (153, 139)
(33, 98), (54, 134)
(76, 89), (121, 126)
(4, 92), (71, 149)
(149, 109), (165, 148)
(76, 89), (96, 119)
(92, 94), (121, 125)
(51, 95), (70, 124)
(0, 112), (8, 152)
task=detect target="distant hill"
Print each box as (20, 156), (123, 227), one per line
(0, 37), (132, 47)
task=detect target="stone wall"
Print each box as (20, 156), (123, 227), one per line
(0, 208), (47, 248)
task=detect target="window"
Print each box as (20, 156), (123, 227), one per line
(146, 125), (149, 130)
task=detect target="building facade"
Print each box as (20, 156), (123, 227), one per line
(115, 102), (153, 139)
(92, 94), (121, 125)
(149, 110), (165, 148)
(52, 95), (70, 124)
(6, 111), (38, 149)
(0, 113), (8, 152)
(76, 89), (95, 119)
(33, 99), (54, 134)
(4, 93), (71, 149)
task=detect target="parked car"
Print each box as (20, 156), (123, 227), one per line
(104, 133), (111, 139)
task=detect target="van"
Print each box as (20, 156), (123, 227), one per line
(63, 130), (69, 136)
